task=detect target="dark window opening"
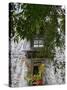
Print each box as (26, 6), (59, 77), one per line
(33, 66), (39, 75)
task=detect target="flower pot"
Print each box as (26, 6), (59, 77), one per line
(36, 80), (43, 85)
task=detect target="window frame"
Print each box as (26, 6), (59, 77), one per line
(33, 38), (44, 48)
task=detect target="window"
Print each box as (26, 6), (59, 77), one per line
(33, 39), (44, 48)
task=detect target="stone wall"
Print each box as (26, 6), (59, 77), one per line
(10, 39), (65, 87)
(45, 47), (65, 85)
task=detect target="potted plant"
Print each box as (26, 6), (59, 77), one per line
(24, 74), (33, 86)
(24, 64), (45, 86)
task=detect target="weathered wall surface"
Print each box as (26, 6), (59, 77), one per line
(45, 47), (65, 85)
(10, 39), (65, 87)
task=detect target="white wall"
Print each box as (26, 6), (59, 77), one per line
(10, 39), (65, 87)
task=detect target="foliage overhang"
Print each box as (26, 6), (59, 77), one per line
(9, 3), (65, 59)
